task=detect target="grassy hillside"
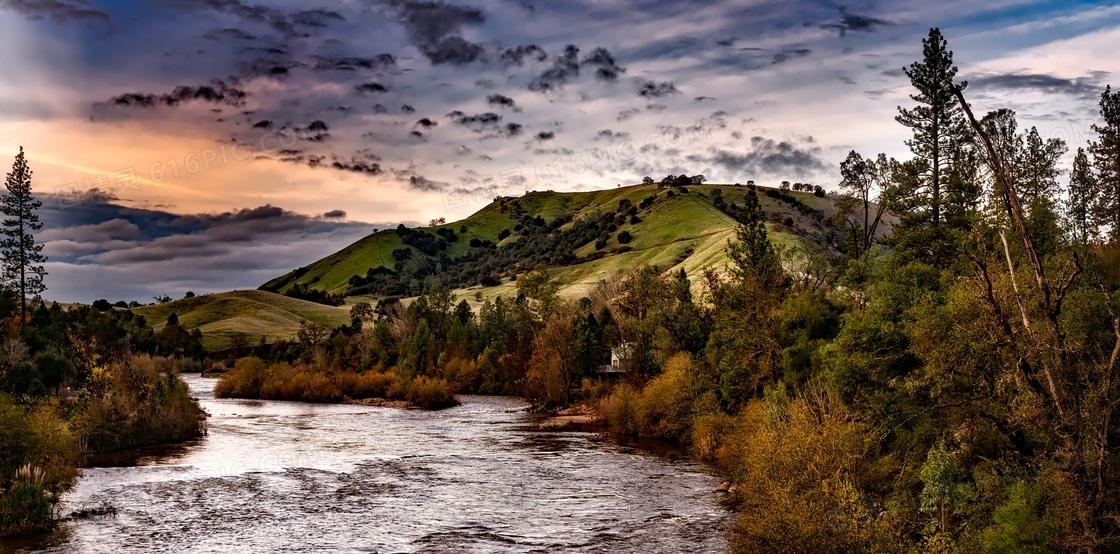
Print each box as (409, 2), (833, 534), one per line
(131, 290), (351, 351)
(265, 183), (861, 301)
(163, 183), (880, 349)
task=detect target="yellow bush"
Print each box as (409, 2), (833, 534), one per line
(634, 353), (697, 440)
(407, 376), (458, 409)
(728, 386), (878, 553)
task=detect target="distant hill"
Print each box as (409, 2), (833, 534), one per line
(131, 290), (351, 351)
(148, 183), (885, 350)
(263, 182), (869, 301)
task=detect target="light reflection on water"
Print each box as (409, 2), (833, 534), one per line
(5, 374), (731, 553)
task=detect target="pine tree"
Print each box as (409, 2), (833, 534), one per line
(1068, 147), (1097, 244)
(1090, 85), (1120, 241)
(728, 187), (781, 286)
(1, 147), (47, 322)
(892, 28), (975, 264)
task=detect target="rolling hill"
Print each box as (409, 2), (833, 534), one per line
(131, 290), (352, 351)
(263, 183), (851, 300)
(148, 182), (882, 350)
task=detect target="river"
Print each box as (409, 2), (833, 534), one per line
(4, 374), (731, 553)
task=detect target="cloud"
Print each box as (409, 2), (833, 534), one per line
(101, 81), (248, 109)
(706, 136), (832, 178)
(967, 71), (1107, 98)
(355, 82), (389, 94)
(314, 55), (396, 71)
(0, 0), (110, 26)
(487, 93), (518, 110)
(500, 44), (547, 66)
(820, 7), (891, 36)
(387, 0), (487, 65)
(322, 210), (347, 219)
(41, 218), (140, 243)
(581, 47), (625, 81)
(529, 45), (580, 92)
(637, 80), (679, 98)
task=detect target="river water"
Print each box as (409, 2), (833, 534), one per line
(5, 374), (731, 553)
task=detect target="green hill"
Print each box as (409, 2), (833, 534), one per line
(131, 290), (351, 351)
(263, 183), (857, 301)
(154, 183), (880, 350)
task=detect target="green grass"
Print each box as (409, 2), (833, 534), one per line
(144, 184), (880, 348)
(265, 183), (873, 303)
(131, 290), (351, 351)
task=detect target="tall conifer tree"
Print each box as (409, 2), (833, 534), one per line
(2, 147), (47, 321)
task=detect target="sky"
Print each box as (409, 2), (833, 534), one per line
(0, 0), (1118, 302)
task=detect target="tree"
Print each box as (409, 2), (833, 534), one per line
(727, 187), (782, 287)
(1, 148), (46, 322)
(837, 150), (890, 258)
(349, 301), (376, 321)
(641, 176), (654, 185)
(892, 28), (973, 264)
(1068, 147), (1098, 244)
(183, 291), (195, 299)
(1090, 85), (1120, 240)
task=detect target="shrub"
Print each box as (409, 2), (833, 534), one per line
(617, 231), (633, 244)
(0, 396), (79, 537)
(408, 376), (458, 409)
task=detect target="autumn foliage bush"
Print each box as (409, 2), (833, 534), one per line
(215, 357), (457, 409)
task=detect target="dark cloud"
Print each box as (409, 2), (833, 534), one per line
(706, 135), (831, 178)
(313, 55), (396, 71)
(968, 71), (1107, 98)
(500, 44), (547, 66)
(581, 47), (625, 81)
(401, 104), (416, 113)
(536, 131), (554, 141)
(415, 117), (438, 129)
(408, 175), (447, 191)
(0, 0), (110, 26)
(387, 0), (487, 65)
(820, 7), (891, 36)
(329, 158), (382, 176)
(355, 82), (389, 94)
(252, 119), (272, 129)
(487, 93), (517, 109)
(322, 210), (347, 219)
(529, 45), (580, 92)
(637, 80), (679, 98)
(102, 81), (248, 109)
(694, 96), (716, 102)
(454, 111), (502, 131)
